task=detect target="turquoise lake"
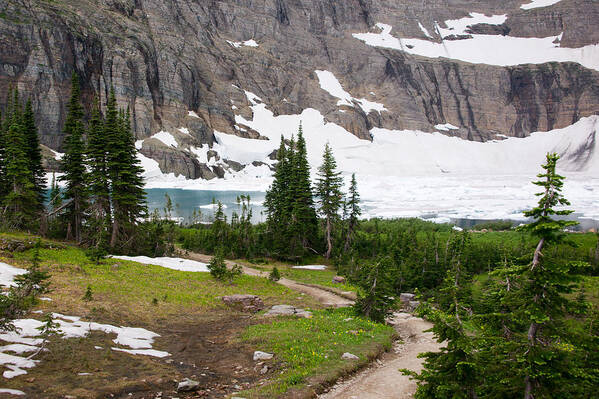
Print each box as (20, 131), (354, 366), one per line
(145, 188), (598, 231)
(145, 188), (267, 223)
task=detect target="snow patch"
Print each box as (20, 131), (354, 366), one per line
(292, 265), (327, 270)
(0, 389), (25, 395)
(315, 70), (387, 113)
(0, 263), (27, 288)
(227, 39), (259, 48)
(352, 20), (599, 72)
(213, 131), (274, 165)
(110, 255), (209, 273)
(521, 0), (562, 10)
(435, 123), (460, 131)
(244, 91), (262, 105)
(151, 131), (178, 148)
(178, 127), (191, 136)
(188, 111), (200, 118)
(418, 22), (433, 39)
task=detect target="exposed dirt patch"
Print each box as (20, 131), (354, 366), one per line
(3, 311), (273, 398)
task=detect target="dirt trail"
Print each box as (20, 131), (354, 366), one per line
(179, 251), (354, 307)
(180, 251), (439, 398)
(319, 312), (441, 399)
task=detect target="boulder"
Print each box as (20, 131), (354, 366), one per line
(221, 295), (265, 313)
(399, 293), (415, 303)
(253, 351), (273, 361)
(177, 378), (200, 392)
(332, 276), (346, 284)
(342, 352), (359, 360)
(264, 304), (312, 318)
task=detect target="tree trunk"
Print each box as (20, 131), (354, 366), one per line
(325, 216), (332, 259)
(110, 216), (119, 248)
(525, 236), (545, 399)
(74, 198), (81, 243)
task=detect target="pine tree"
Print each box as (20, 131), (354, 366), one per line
(106, 94), (147, 249)
(59, 73), (88, 242)
(403, 232), (479, 399)
(0, 108), (6, 202)
(315, 143), (344, 259)
(86, 98), (111, 249)
(289, 125), (317, 256)
(512, 153), (580, 399)
(344, 173), (361, 250)
(264, 137), (293, 255)
(353, 257), (395, 323)
(22, 99), (45, 209)
(2, 123), (38, 229)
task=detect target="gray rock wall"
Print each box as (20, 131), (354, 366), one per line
(1, 0), (598, 178)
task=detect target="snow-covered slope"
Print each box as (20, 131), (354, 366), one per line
(137, 82), (599, 222)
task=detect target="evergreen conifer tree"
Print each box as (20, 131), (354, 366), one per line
(510, 153), (580, 399)
(106, 94), (146, 249)
(3, 123), (38, 229)
(264, 136), (292, 254)
(22, 99), (45, 209)
(344, 173), (361, 250)
(86, 98), (111, 249)
(289, 125), (317, 255)
(59, 73), (88, 242)
(315, 143), (344, 259)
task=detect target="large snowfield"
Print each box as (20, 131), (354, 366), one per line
(137, 82), (599, 223)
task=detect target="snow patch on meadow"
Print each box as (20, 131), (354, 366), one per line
(292, 265), (327, 270)
(111, 255), (209, 273)
(0, 268), (169, 380)
(0, 263), (27, 288)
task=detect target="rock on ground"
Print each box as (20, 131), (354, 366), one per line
(253, 351), (274, 361)
(264, 304), (312, 318)
(177, 378), (200, 392)
(221, 294), (265, 313)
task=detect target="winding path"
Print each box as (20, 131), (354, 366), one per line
(319, 312), (440, 399)
(180, 250), (354, 307)
(180, 251), (440, 398)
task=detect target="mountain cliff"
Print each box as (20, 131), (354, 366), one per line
(0, 0), (598, 179)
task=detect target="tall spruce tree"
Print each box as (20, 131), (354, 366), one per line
(2, 123), (38, 229)
(289, 125), (317, 255)
(86, 98), (110, 249)
(512, 153), (580, 399)
(59, 73), (88, 242)
(0, 108), (6, 202)
(344, 173), (361, 250)
(264, 136), (293, 254)
(22, 99), (45, 209)
(315, 143), (344, 259)
(106, 93), (146, 249)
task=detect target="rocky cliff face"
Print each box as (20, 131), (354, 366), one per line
(0, 0), (598, 178)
